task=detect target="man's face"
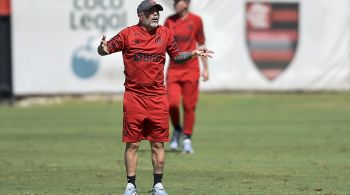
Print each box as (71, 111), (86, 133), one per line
(174, 0), (189, 14)
(139, 7), (160, 29)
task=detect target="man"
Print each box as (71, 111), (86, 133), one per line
(97, 1), (213, 194)
(164, 0), (209, 153)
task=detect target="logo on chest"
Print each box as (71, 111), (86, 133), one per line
(155, 37), (162, 45)
(155, 32), (163, 45)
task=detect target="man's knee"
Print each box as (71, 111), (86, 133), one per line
(169, 99), (180, 109)
(126, 142), (140, 152)
(151, 142), (164, 153)
(183, 101), (196, 112)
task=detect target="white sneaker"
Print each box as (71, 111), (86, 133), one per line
(123, 183), (137, 195)
(152, 183), (168, 195)
(169, 131), (181, 150)
(183, 138), (194, 154)
(169, 139), (179, 150)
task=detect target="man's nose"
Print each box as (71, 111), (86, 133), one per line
(151, 11), (159, 17)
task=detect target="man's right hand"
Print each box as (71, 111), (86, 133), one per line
(97, 35), (110, 55)
(192, 48), (214, 58)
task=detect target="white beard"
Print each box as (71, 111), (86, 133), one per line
(150, 22), (159, 28)
(140, 16), (159, 30)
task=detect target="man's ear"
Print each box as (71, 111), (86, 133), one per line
(138, 13), (142, 20)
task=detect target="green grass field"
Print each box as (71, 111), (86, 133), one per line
(1, 93), (350, 195)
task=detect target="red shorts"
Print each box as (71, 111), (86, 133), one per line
(122, 91), (170, 143)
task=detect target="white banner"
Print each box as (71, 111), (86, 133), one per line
(194, 0), (350, 91)
(11, 0), (350, 95)
(12, 0), (173, 95)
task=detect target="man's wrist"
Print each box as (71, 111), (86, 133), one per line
(98, 45), (108, 56)
(191, 50), (196, 58)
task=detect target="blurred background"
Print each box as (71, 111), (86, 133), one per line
(1, 0), (350, 99)
(1, 1), (350, 194)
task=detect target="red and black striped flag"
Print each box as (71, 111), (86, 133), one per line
(246, 2), (299, 80)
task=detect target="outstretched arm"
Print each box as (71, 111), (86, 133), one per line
(174, 48), (214, 64)
(97, 35), (110, 56)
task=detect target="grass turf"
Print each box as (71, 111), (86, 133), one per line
(0, 93), (350, 194)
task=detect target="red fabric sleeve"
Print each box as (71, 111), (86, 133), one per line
(166, 31), (181, 59)
(195, 18), (206, 45)
(107, 30), (126, 54)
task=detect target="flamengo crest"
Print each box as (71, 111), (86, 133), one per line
(246, 2), (299, 80)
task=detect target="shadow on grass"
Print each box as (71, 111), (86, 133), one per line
(137, 148), (182, 153)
